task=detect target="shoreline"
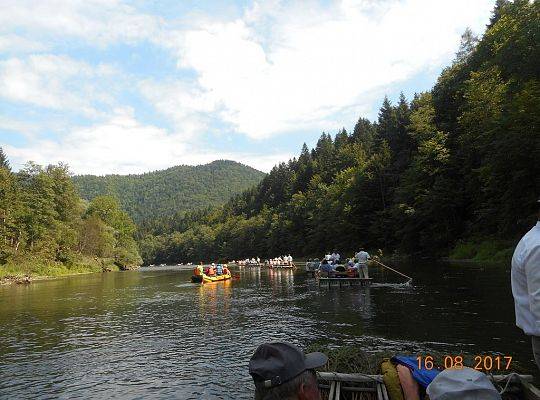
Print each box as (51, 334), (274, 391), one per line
(0, 257), (140, 286)
(441, 257), (508, 266)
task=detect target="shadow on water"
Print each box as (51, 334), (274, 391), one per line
(0, 261), (534, 398)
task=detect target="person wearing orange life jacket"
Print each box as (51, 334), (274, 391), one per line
(194, 265), (203, 276)
(207, 264), (216, 276)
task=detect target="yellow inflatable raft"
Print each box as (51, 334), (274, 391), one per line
(202, 273), (231, 283)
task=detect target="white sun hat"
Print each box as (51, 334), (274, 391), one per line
(426, 367), (502, 400)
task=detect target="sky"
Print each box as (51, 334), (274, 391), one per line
(0, 0), (495, 175)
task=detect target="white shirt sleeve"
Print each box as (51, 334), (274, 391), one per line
(525, 246), (540, 332)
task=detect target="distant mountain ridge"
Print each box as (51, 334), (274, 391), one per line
(73, 160), (265, 223)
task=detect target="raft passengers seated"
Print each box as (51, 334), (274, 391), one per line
(249, 342), (327, 400)
(206, 264), (216, 276)
(330, 251), (340, 264)
(319, 259), (335, 277)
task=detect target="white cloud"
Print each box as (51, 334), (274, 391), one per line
(0, 55), (118, 115)
(169, 0), (494, 139)
(0, 34), (48, 53)
(138, 79), (218, 138)
(5, 109), (187, 175)
(0, 0), (161, 47)
(3, 110), (284, 174)
(0, 0), (496, 175)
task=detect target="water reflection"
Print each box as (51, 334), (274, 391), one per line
(0, 262), (536, 399)
(198, 279), (232, 316)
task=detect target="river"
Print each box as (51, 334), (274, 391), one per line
(0, 261), (534, 399)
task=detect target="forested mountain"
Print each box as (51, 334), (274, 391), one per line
(140, 0), (540, 264)
(0, 150), (142, 276)
(73, 160), (265, 223)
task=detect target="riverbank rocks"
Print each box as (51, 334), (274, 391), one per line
(0, 275), (32, 285)
(119, 265), (141, 271)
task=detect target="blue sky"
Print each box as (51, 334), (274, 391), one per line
(0, 0), (495, 174)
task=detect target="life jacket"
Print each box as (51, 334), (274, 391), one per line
(207, 267), (215, 276)
(392, 356), (440, 388)
(194, 267), (201, 276)
(381, 360), (404, 400)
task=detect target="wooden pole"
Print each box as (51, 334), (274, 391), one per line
(372, 259), (412, 283)
(317, 372), (533, 384)
(317, 372), (383, 383)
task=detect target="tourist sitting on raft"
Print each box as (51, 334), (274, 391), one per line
(249, 342), (327, 400)
(194, 264), (204, 276)
(202, 263), (229, 276)
(249, 343), (505, 400)
(267, 255), (294, 266)
(318, 253), (367, 278)
(319, 259), (335, 277)
(382, 356), (504, 400)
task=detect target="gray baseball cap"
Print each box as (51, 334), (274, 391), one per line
(426, 367), (501, 400)
(249, 342), (327, 388)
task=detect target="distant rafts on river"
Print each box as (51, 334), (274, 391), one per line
(180, 251), (413, 288)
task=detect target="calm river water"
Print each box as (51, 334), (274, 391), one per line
(0, 262), (535, 399)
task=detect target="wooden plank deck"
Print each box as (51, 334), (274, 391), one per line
(318, 277), (373, 287)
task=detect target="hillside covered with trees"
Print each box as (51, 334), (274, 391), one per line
(0, 150), (142, 279)
(73, 160), (265, 224)
(140, 0), (539, 264)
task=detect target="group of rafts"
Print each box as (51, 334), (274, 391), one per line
(234, 255), (295, 269)
(190, 255), (295, 284)
(191, 263), (231, 283)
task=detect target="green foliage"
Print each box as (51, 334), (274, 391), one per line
(0, 254), (118, 280)
(0, 149), (142, 276)
(139, 1), (539, 264)
(73, 160), (265, 223)
(0, 148), (10, 171)
(450, 239), (516, 264)
(449, 242), (477, 260)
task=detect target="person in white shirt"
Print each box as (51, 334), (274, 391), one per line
(512, 199), (540, 369)
(355, 248), (370, 279)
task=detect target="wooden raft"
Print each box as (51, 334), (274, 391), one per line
(318, 277), (373, 288)
(317, 372), (539, 400)
(317, 372), (387, 400)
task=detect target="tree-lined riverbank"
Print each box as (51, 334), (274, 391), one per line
(0, 255), (120, 285)
(139, 1), (539, 265)
(0, 153), (142, 283)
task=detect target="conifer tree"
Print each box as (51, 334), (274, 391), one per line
(0, 147), (10, 171)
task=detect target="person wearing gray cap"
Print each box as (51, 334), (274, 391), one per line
(249, 342), (328, 400)
(511, 198), (540, 369)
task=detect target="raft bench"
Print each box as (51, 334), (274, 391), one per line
(318, 277), (372, 288)
(317, 372), (387, 400)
